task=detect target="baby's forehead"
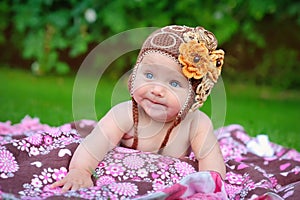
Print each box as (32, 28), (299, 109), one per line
(140, 52), (180, 68)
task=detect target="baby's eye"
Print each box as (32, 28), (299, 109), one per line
(170, 80), (181, 88)
(145, 72), (153, 79)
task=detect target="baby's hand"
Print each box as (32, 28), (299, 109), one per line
(50, 168), (93, 193)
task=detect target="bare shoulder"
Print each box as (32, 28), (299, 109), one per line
(103, 101), (133, 133)
(188, 110), (213, 134)
(187, 110), (225, 178)
(188, 110), (217, 157)
(110, 101), (133, 115)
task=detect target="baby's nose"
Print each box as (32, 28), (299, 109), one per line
(151, 84), (165, 97)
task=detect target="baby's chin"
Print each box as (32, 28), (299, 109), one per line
(144, 108), (177, 123)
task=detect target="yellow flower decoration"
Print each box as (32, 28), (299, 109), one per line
(178, 40), (210, 79)
(207, 49), (225, 82)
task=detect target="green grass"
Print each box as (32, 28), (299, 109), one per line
(1, 67), (299, 151)
(223, 83), (300, 150)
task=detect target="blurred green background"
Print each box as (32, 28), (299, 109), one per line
(0, 0), (299, 150)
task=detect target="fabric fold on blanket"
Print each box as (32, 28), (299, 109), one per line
(0, 116), (300, 199)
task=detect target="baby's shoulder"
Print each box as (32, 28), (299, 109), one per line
(187, 110), (212, 125)
(185, 110), (213, 136)
(109, 101), (133, 119)
(110, 101), (132, 112)
(106, 101), (133, 132)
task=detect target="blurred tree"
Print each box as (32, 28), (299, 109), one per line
(0, 0), (299, 88)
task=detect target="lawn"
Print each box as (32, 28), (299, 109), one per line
(1, 67), (299, 151)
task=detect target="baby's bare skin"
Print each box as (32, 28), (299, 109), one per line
(51, 51), (226, 193)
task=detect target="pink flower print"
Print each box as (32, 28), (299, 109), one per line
(59, 124), (71, 132)
(98, 161), (107, 169)
(143, 154), (156, 163)
(159, 157), (175, 165)
(148, 153), (161, 160)
(188, 152), (196, 161)
(225, 183), (243, 198)
(269, 176), (278, 188)
(226, 172), (244, 185)
(43, 135), (53, 145)
(80, 188), (104, 199)
(0, 121), (11, 135)
(157, 170), (170, 180)
(29, 146), (40, 156)
(96, 175), (116, 187)
(220, 144), (232, 158)
(105, 163), (125, 177)
(52, 167), (67, 181)
(31, 177), (43, 188)
(58, 135), (72, 145)
(123, 155), (145, 170)
(0, 149), (19, 173)
(235, 130), (250, 143)
(48, 128), (62, 137)
(125, 170), (136, 179)
(21, 115), (40, 126)
(116, 147), (139, 153)
(16, 140), (30, 152)
(283, 149), (300, 161)
(113, 153), (124, 160)
(157, 162), (168, 170)
(108, 182), (138, 197)
(43, 184), (59, 194)
(292, 166), (300, 175)
(145, 164), (158, 172)
(132, 176), (142, 181)
(170, 173), (180, 183)
(45, 184), (61, 195)
(246, 180), (256, 190)
(39, 168), (54, 184)
(40, 191), (54, 199)
(152, 179), (166, 191)
(174, 162), (196, 177)
(26, 133), (43, 145)
(137, 168), (148, 178)
(38, 146), (46, 152)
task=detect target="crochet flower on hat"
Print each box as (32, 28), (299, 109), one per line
(208, 49), (225, 82)
(178, 29), (225, 82)
(178, 40), (210, 79)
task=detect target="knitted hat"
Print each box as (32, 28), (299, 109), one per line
(130, 25), (225, 112)
(128, 25), (225, 150)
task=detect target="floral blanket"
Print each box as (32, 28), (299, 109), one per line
(0, 116), (300, 199)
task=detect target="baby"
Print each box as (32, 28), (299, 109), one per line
(51, 25), (226, 192)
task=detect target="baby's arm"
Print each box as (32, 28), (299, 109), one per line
(50, 144), (98, 192)
(51, 102), (132, 192)
(190, 112), (226, 179)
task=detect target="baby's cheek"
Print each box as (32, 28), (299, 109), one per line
(179, 91), (190, 106)
(171, 95), (184, 112)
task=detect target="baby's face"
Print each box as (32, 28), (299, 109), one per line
(132, 52), (190, 122)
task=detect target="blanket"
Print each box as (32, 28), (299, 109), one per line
(0, 116), (299, 199)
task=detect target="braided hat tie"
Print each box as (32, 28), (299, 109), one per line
(129, 25), (225, 150)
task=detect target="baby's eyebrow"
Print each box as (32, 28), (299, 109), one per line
(138, 65), (154, 71)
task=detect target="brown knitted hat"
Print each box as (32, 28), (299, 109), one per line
(128, 25), (225, 150)
(131, 25), (225, 113)
(137, 25), (218, 62)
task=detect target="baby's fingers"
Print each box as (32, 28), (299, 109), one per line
(61, 182), (74, 193)
(70, 183), (81, 192)
(50, 179), (66, 189)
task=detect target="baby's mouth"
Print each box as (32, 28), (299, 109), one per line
(146, 99), (166, 110)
